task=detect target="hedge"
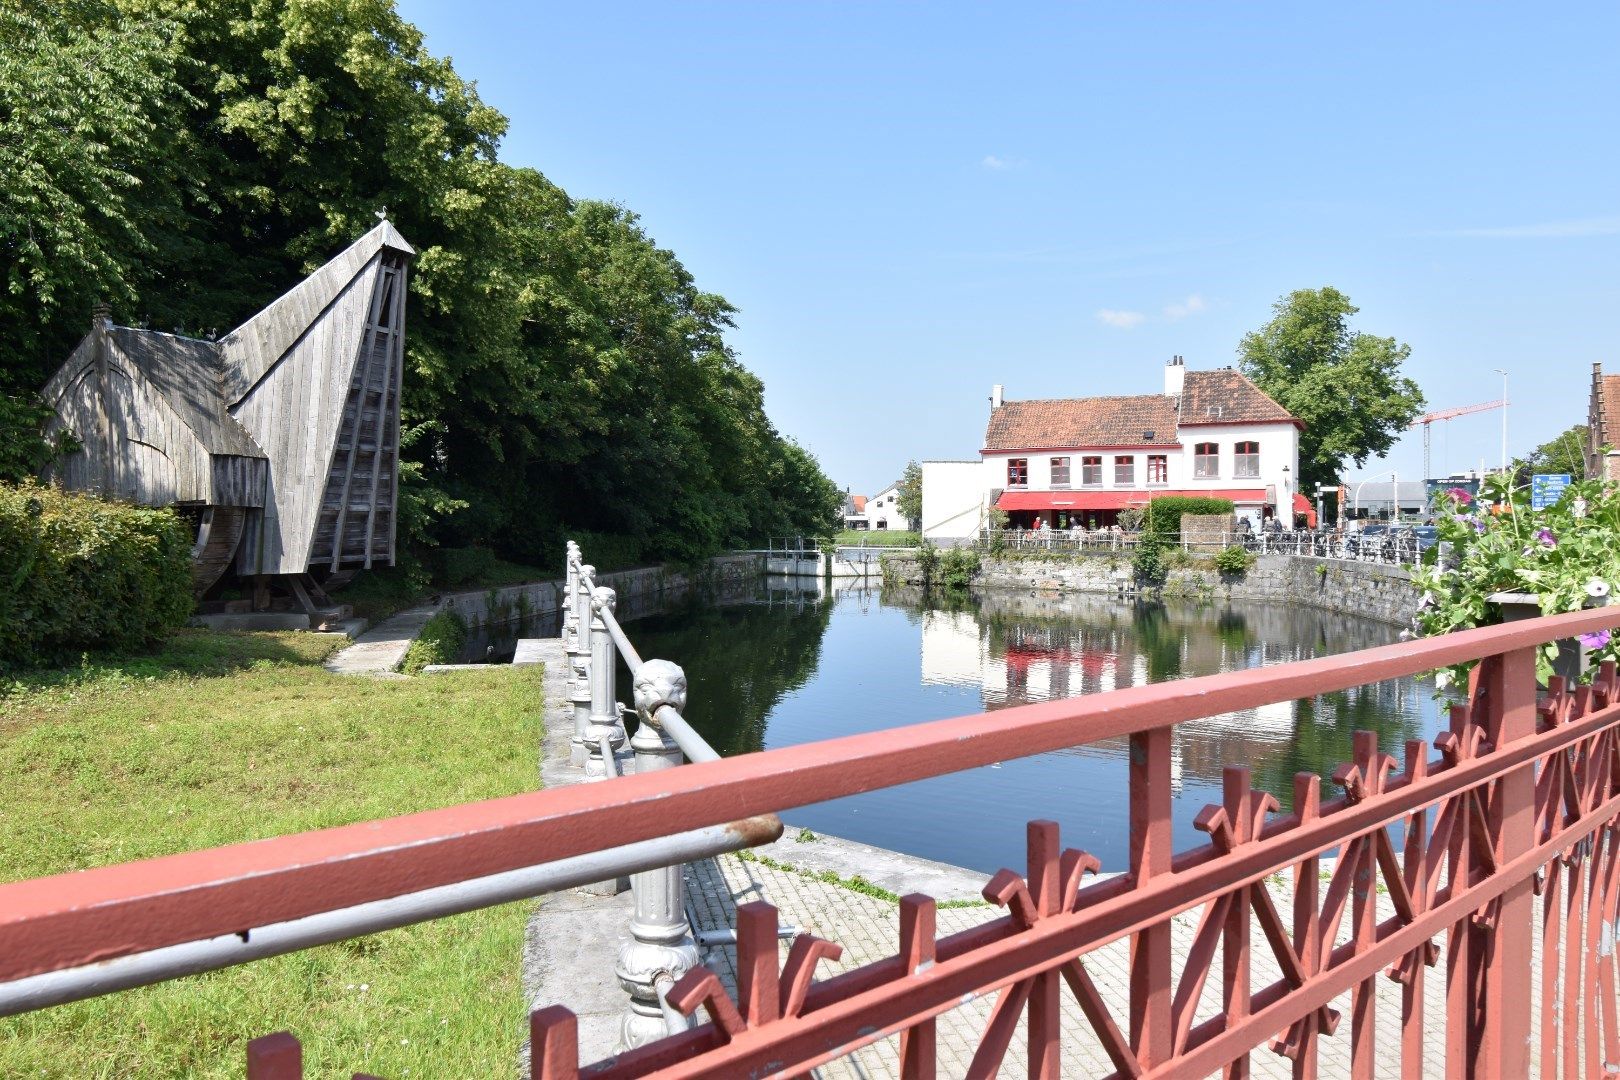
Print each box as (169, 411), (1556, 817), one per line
(401, 609), (469, 674)
(1142, 496), (1235, 537)
(0, 481), (193, 669)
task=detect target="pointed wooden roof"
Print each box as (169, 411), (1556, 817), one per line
(217, 219), (415, 403)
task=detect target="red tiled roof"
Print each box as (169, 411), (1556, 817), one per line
(983, 369), (1298, 451)
(1179, 369), (1297, 425)
(984, 395), (1179, 450)
(850, 495), (867, 513)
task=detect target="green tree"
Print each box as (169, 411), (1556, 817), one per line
(1238, 287), (1425, 491)
(1512, 424), (1587, 485)
(0, 1), (190, 476)
(896, 460), (922, 530)
(1, 0), (839, 563)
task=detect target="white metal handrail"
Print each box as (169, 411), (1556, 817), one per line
(563, 539), (741, 1048)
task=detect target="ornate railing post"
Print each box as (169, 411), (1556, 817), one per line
(569, 562), (595, 769)
(584, 585), (626, 780)
(1473, 646), (1537, 1074)
(617, 659), (702, 1049)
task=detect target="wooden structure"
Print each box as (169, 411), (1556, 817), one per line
(39, 220), (414, 603)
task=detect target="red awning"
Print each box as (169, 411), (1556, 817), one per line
(1293, 492), (1317, 527)
(995, 489), (1268, 512)
(996, 491), (1134, 511)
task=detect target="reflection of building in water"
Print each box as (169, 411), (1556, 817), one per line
(910, 591), (1419, 795)
(920, 610), (983, 688)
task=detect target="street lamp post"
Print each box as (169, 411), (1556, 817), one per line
(1493, 368), (1508, 475)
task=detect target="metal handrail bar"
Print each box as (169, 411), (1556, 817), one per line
(571, 561), (720, 764)
(0, 817), (779, 1017)
(4, 603), (1619, 983)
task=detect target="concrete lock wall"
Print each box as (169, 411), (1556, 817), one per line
(882, 552), (1416, 627)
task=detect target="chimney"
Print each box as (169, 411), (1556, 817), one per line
(991, 384), (1004, 409)
(1164, 355), (1185, 398)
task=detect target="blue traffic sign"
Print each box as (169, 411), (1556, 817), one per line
(1531, 473), (1572, 510)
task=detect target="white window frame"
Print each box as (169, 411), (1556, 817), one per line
(1194, 443), (1220, 479)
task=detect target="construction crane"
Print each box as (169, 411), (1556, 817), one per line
(1410, 399), (1506, 480)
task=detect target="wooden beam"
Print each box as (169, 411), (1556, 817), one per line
(362, 257), (404, 570)
(327, 266), (392, 571)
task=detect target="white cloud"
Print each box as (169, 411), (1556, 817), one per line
(1440, 215), (1620, 239)
(1096, 309), (1146, 329)
(1163, 293), (1208, 320)
(980, 155), (1025, 171)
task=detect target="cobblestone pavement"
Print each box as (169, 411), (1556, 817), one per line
(686, 849), (1556, 1079)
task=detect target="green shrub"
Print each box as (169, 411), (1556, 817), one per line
(1214, 545), (1253, 575)
(916, 542), (940, 583)
(401, 609), (468, 674)
(430, 545), (501, 587)
(939, 546), (980, 589)
(1142, 496), (1235, 538)
(567, 531), (644, 573)
(1132, 540), (1167, 585)
(0, 481), (193, 669)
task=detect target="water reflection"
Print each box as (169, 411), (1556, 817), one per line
(621, 580), (1442, 873)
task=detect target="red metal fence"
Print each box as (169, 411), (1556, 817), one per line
(7, 608), (1620, 1077)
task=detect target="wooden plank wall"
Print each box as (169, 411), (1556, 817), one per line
(229, 256), (382, 575)
(40, 338), (209, 506)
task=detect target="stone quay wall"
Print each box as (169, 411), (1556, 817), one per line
(883, 552), (1416, 627)
(439, 551), (766, 631)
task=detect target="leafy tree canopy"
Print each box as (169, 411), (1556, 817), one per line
(897, 460), (922, 528)
(1513, 424), (1588, 485)
(1238, 287), (1425, 491)
(0, 0), (841, 557)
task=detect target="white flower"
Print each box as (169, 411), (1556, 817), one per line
(1435, 670), (1453, 691)
(1574, 497), (1589, 519)
(1588, 578), (1611, 599)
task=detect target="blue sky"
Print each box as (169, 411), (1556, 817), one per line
(398, 1), (1618, 495)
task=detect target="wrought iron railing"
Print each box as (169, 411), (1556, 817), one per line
(2, 594), (1619, 1076)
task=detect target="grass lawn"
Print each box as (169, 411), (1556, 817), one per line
(0, 629), (542, 1079)
(833, 529), (920, 547)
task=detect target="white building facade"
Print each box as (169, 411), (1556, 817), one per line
(922, 358), (1307, 541)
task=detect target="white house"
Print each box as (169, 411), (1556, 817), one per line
(864, 479), (909, 530)
(922, 357), (1307, 541)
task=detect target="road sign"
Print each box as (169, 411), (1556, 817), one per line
(1531, 473), (1572, 510)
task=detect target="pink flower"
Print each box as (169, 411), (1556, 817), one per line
(1535, 528), (1557, 548)
(1446, 487), (1475, 505)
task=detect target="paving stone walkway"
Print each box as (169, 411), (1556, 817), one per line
(322, 603), (439, 675)
(680, 836), (1550, 1079)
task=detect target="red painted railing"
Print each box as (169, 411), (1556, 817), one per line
(7, 607), (1620, 1077)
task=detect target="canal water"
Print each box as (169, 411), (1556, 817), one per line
(623, 579), (1440, 875)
